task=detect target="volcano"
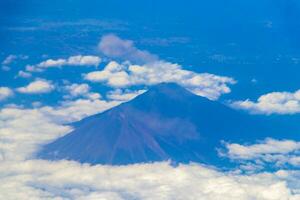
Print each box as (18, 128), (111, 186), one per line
(37, 83), (271, 165)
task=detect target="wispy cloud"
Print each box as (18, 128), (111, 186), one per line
(2, 55), (17, 65)
(26, 55), (101, 72)
(98, 34), (158, 64)
(16, 70), (32, 78)
(1, 54), (28, 71)
(107, 89), (146, 101)
(4, 19), (128, 32)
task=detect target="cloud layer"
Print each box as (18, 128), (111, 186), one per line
(1, 160), (300, 200)
(1, 96), (300, 199)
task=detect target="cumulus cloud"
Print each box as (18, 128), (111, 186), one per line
(63, 83), (101, 100)
(231, 90), (300, 114)
(98, 34), (158, 64)
(65, 83), (90, 97)
(17, 79), (55, 94)
(221, 138), (300, 169)
(26, 55), (101, 72)
(0, 87), (14, 101)
(84, 61), (235, 100)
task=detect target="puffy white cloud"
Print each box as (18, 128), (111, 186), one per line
(0, 87), (13, 101)
(17, 79), (55, 94)
(221, 138), (300, 169)
(64, 83), (89, 97)
(84, 61), (235, 100)
(98, 34), (158, 64)
(231, 90), (300, 114)
(63, 83), (102, 101)
(107, 89), (146, 101)
(26, 55), (101, 72)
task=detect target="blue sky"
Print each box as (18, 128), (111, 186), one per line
(2, 0), (300, 99)
(2, 0), (300, 129)
(2, 1), (300, 199)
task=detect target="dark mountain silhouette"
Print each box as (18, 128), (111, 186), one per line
(37, 83), (275, 165)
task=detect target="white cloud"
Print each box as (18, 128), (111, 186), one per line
(17, 70), (32, 78)
(67, 55), (101, 66)
(26, 55), (101, 72)
(0, 87), (13, 101)
(107, 89), (146, 101)
(63, 83), (102, 100)
(17, 79), (55, 94)
(64, 83), (90, 97)
(224, 138), (300, 159)
(221, 138), (300, 169)
(84, 61), (235, 100)
(0, 107), (71, 161)
(231, 90), (300, 114)
(98, 34), (158, 64)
